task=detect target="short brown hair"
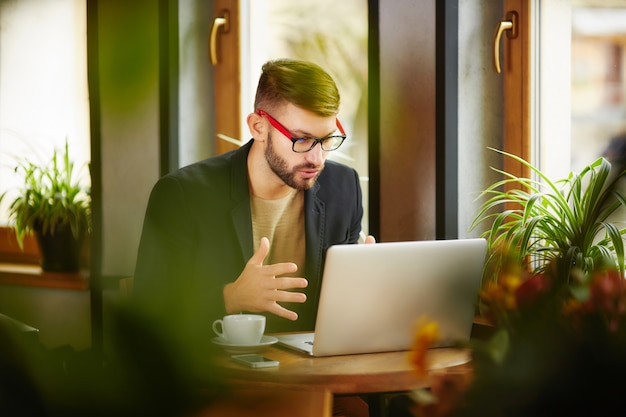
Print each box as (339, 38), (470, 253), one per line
(254, 59), (340, 117)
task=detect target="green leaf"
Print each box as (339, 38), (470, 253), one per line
(471, 148), (626, 285)
(0, 138), (91, 248)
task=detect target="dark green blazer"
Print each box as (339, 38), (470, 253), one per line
(133, 139), (364, 340)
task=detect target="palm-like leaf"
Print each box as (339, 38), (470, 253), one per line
(471, 148), (626, 284)
(0, 140), (91, 248)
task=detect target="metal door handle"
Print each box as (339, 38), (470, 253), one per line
(493, 12), (518, 73)
(209, 11), (229, 65)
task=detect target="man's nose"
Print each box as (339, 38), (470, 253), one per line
(305, 142), (325, 164)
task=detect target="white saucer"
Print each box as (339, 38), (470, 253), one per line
(211, 335), (278, 353)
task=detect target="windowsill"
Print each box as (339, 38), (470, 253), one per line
(0, 263), (89, 291)
(0, 227), (90, 291)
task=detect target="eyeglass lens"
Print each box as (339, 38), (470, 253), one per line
(292, 136), (345, 152)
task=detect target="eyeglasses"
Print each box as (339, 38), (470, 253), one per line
(256, 109), (346, 153)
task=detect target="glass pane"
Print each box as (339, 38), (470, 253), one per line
(0, 0), (91, 224)
(571, 2), (626, 171)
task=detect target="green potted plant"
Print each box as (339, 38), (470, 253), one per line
(470, 148), (626, 284)
(407, 149), (626, 416)
(0, 140), (91, 272)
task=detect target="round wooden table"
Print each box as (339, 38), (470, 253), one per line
(213, 342), (471, 395)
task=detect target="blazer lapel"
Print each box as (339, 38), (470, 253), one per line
(304, 181), (325, 306)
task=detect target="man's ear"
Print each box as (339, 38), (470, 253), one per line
(247, 112), (267, 142)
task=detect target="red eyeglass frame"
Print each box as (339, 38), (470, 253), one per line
(256, 109), (346, 142)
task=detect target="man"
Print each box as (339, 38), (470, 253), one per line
(133, 58), (372, 416)
(133, 58), (373, 346)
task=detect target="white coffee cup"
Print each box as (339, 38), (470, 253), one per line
(212, 314), (266, 345)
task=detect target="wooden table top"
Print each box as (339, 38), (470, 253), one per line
(212, 341), (471, 395)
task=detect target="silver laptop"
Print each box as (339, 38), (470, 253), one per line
(276, 238), (487, 357)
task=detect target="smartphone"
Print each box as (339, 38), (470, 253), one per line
(231, 354), (279, 368)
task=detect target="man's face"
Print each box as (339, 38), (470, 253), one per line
(263, 104), (337, 191)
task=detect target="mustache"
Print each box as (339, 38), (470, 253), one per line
(294, 162), (323, 170)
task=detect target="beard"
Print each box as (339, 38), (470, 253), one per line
(265, 133), (323, 191)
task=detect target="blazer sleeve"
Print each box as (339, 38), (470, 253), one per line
(132, 175), (216, 346)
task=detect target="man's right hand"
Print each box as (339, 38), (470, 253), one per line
(223, 237), (308, 321)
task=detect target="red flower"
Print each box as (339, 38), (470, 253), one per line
(515, 273), (552, 309)
(588, 269), (626, 332)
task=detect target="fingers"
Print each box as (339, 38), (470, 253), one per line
(228, 237), (309, 321)
(248, 236), (270, 266)
(244, 287), (305, 321)
(264, 262), (298, 277)
(274, 287), (307, 304)
(264, 291), (306, 321)
(364, 234), (376, 244)
(261, 278), (307, 319)
(268, 304), (299, 321)
(274, 276), (308, 290)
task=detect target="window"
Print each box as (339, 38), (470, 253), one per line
(571, 4), (626, 170)
(531, 1), (626, 180)
(0, 0), (90, 224)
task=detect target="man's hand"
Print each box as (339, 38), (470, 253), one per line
(364, 234), (376, 244)
(223, 237), (308, 321)
(359, 231), (376, 244)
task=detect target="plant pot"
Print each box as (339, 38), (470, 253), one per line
(35, 223), (86, 273)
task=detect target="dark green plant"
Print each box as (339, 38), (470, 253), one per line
(1, 141), (91, 248)
(470, 148), (626, 284)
